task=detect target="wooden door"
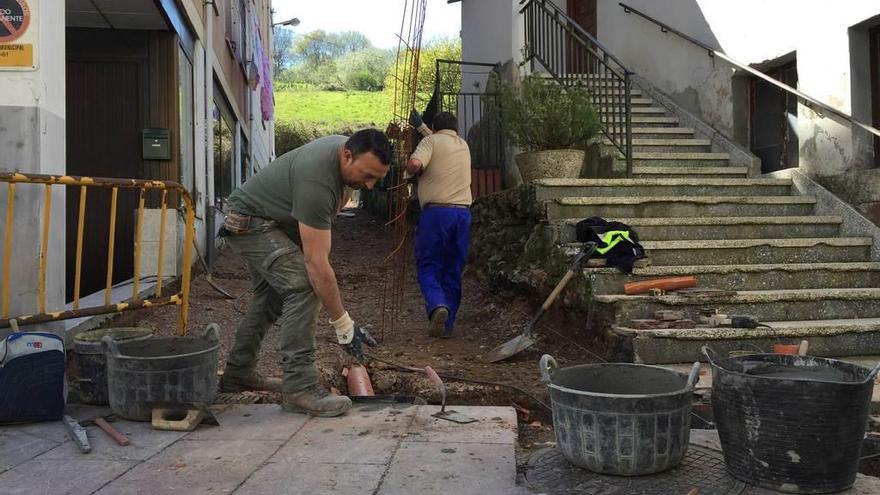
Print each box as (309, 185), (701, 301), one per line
(750, 62), (799, 174)
(871, 26), (880, 167)
(568, 0), (597, 36)
(566, 0), (597, 74)
(66, 58), (145, 300)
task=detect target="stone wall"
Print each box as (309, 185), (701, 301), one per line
(469, 185), (593, 312)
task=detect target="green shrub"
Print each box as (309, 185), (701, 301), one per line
(275, 121), (375, 156)
(494, 74), (601, 151)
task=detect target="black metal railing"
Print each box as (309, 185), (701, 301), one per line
(432, 60), (506, 171)
(520, 0), (634, 175)
(619, 2), (880, 141)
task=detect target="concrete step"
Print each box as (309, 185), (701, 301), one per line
(558, 215), (843, 242)
(631, 152), (730, 167)
(534, 178), (792, 201)
(600, 106), (667, 114)
(638, 237), (872, 265)
(632, 166), (749, 178)
(604, 138), (712, 153)
(629, 116), (680, 127)
(600, 97), (654, 106)
(630, 127), (696, 139)
(593, 288), (880, 340)
(547, 195), (817, 220)
(613, 318), (880, 364)
(585, 262), (880, 295)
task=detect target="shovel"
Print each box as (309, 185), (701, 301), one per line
(483, 242), (597, 363)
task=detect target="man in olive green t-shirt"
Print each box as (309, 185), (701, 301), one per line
(219, 129), (392, 417)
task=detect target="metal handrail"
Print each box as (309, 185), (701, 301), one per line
(620, 2), (880, 139)
(520, 0), (634, 175)
(520, 0), (630, 71)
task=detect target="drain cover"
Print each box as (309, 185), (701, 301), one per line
(526, 445), (746, 495)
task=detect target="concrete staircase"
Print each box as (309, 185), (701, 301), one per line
(536, 81), (880, 363)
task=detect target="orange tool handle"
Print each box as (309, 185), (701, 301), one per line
(95, 417), (130, 446)
(624, 276), (697, 295)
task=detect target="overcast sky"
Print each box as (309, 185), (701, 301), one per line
(272, 0), (462, 49)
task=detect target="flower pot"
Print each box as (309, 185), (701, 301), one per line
(515, 149), (585, 183)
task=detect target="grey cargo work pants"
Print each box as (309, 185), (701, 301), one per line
(223, 218), (321, 394)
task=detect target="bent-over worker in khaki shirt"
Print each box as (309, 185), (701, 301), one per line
(406, 110), (472, 338)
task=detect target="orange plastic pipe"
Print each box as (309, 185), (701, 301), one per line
(345, 365), (374, 396)
(624, 276), (697, 295)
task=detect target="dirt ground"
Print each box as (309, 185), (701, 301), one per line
(132, 207), (611, 464)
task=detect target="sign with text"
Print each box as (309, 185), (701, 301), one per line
(0, 0), (36, 70)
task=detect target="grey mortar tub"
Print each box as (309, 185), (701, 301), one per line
(540, 354), (700, 476)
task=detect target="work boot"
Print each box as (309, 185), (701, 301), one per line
(428, 307), (449, 338)
(219, 368), (282, 393)
(282, 385), (352, 417)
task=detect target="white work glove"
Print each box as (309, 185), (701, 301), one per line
(330, 312), (377, 361)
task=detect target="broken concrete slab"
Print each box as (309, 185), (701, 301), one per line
(377, 441), (517, 495)
(406, 406), (517, 445)
(96, 439), (283, 494)
(236, 461), (387, 495)
(0, 458), (138, 495)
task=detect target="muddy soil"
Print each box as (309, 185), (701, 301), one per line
(130, 208), (611, 465)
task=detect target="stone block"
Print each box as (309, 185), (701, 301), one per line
(236, 459), (386, 494)
(378, 441), (516, 495)
(186, 404), (307, 441)
(37, 418), (186, 462)
(0, 429), (58, 472)
(96, 439), (282, 494)
(405, 406), (516, 445)
(0, 459), (137, 495)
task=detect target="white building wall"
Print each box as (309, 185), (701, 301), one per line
(0, 3), (66, 331)
(597, 0), (880, 217)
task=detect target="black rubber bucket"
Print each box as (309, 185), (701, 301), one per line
(102, 324), (220, 421)
(540, 354), (700, 476)
(704, 346), (880, 494)
(71, 327), (153, 405)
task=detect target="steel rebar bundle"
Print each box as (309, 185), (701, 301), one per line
(380, 0), (428, 341)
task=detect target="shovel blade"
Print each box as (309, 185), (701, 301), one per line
(483, 333), (536, 363)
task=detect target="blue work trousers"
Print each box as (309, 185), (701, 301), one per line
(414, 207), (471, 331)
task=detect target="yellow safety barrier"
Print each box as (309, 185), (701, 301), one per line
(0, 172), (195, 335)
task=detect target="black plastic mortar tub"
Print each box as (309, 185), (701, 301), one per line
(539, 354), (700, 476)
(72, 327), (154, 405)
(102, 324), (220, 421)
(703, 346), (880, 494)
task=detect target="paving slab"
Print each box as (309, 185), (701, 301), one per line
(96, 439), (283, 495)
(0, 458), (138, 495)
(377, 441), (517, 495)
(187, 404), (308, 441)
(236, 460), (387, 494)
(0, 429), (59, 472)
(406, 405), (517, 444)
(2, 418), (71, 444)
(37, 418), (187, 462)
(280, 404), (415, 465)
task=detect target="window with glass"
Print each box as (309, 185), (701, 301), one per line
(213, 101), (234, 206)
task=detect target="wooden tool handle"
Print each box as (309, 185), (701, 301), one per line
(542, 269), (576, 310)
(95, 417), (130, 446)
(624, 276), (697, 295)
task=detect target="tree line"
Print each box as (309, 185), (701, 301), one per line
(273, 28), (461, 94)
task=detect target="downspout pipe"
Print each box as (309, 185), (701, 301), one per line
(203, 0), (216, 263)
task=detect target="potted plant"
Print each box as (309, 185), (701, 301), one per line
(494, 74), (601, 183)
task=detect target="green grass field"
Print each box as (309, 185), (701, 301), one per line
(274, 89), (392, 125)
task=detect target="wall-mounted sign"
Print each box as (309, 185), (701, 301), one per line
(0, 0), (36, 70)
